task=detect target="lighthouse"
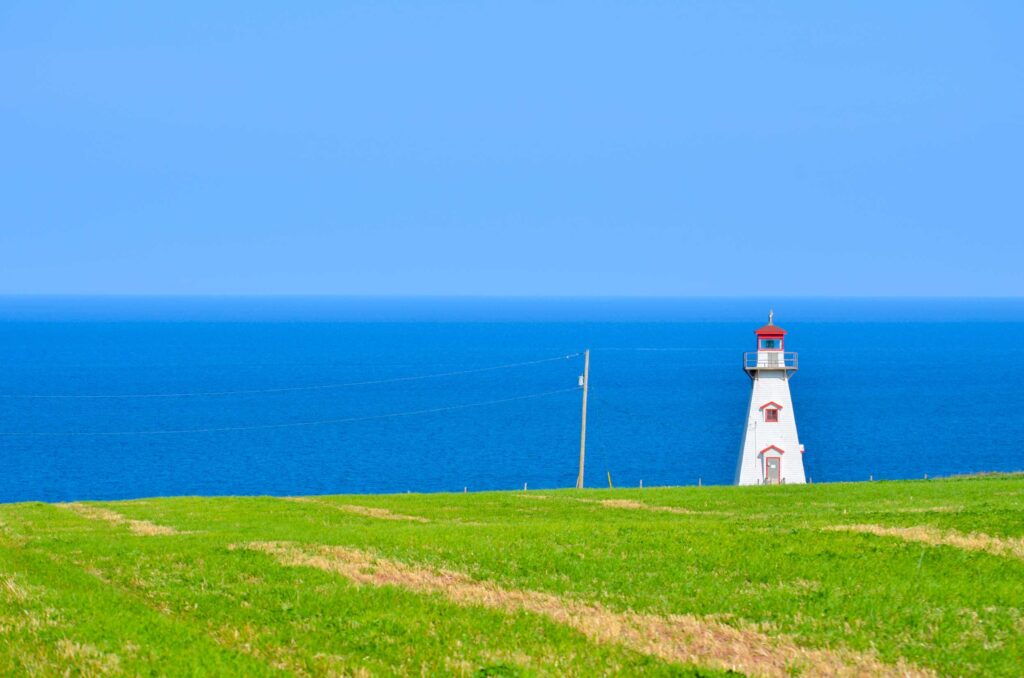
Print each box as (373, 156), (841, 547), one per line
(735, 312), (806, 486)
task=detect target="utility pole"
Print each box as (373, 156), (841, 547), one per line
(576, 349), (590, 489)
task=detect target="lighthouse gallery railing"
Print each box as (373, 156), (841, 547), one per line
(743, 352), (798, 370)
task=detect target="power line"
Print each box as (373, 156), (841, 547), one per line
(592, 347), (723, 352)
(0, 353), (581, 400)
(0, 386), (581, 437)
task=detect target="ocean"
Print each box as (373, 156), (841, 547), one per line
(1, 297), (1022, 503)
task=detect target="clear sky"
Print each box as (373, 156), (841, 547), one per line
(2, 2), (1022, 296)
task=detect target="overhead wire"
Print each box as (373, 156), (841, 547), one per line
(0, 386), (581, 437)
(592, 347), (723, 352)
(0, 353), (582, 400)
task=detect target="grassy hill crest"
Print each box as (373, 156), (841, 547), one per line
(2, 475), (1023, 676)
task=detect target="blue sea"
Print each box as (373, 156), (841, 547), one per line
(1, 297), (1022, 503)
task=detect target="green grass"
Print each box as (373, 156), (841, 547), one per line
(1, 474), (1023, 676)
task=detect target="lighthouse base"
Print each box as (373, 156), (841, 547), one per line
(735, 370), (806, 486)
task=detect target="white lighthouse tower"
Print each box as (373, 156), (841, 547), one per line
(735, 312), (806, 486)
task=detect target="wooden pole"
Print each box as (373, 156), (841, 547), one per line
(575, 349), (590, 489)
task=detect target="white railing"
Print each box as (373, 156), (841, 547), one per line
(743, 352), (798, 370)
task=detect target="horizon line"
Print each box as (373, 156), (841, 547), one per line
(2, 294), (1024, 301)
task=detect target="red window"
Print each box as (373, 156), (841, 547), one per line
(764, 408), (779, 423)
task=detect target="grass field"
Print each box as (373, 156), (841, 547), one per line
(1, 475), (1022, 676)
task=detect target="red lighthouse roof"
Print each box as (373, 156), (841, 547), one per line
(755, 323), (786, 336)
(754, 310), (786, 336)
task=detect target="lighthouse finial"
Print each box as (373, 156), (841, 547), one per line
(769, 309), (774, 325)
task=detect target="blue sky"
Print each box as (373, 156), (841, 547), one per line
(1, 2), (1022, 296)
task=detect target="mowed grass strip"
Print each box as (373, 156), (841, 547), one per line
(826, 524), (1024, 559)
(285, 496), (430, 522)
(57, 502), (180, 536)
(243, 540), (929, 678)
(578, 498), (713, 515)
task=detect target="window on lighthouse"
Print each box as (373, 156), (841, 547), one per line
(759, 338), (780, 350)
(764, 408), (779, 423)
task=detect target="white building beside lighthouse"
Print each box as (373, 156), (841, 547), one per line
(735, 312), (806, 486)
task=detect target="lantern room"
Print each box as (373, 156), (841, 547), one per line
(755, 310), (786, 352)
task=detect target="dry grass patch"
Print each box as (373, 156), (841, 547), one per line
(1, 575), (31, 602)
(0, 518), (26, 548)
(889, 506), (962, 514)
(209, 621), (375, 677)
(601, 499), (694, 514)
(0, 576), (61, 635)
(578, 498), (711, 516)
(860, 505), (963, 515)
(285, 497), (429, 523)
(56, 638), (121, 675)
(58, 503), (179, 536)
(827, 524), (1024, 559)
(208, 623), (302, 673)
(240, 541), (928, 678)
